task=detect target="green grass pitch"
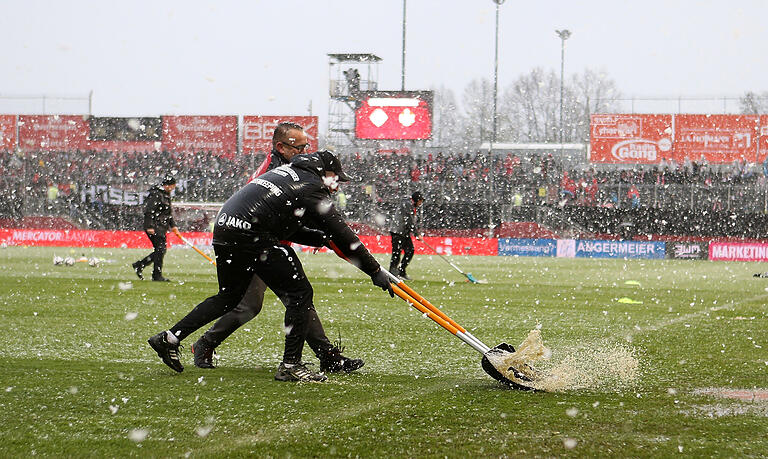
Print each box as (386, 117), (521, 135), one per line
(1, 246), (767, 457)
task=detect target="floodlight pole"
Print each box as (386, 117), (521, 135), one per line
(401, 0), (407, 91)
(556, 29), (571, 147)
(490, 0), (504, 230)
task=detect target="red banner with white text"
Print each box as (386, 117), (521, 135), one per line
(674, 114), (758, 164)
(0, 115), (17, 151)
(18, 115), (90, 151)
(590, 114), (673, 164)
(241, 116), (318, 155)
(759, 115), (768, 163)
(162, 115), (238, 157)
(301, 235), (498, 256)
(590, 114), (766, 164)
(0, 229), (498, 256)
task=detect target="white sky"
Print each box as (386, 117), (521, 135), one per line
(1, 0), (766, 128)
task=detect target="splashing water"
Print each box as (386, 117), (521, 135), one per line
(486, 329), (640, 392)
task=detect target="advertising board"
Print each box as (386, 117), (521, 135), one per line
(589, 114), (673, 164)
(665, 241), (709, 260)
(572, 240), (666, 259)
(355, 91), (432, 140)
(0, 115), (17, 151)
(18, 115), (90, 151)
(498, 238), (556, 257)
(709, 242), (768, 262)
(241, 116), (318, 154)
(162, 115), (238, 156)
(674, 114), (758, 164)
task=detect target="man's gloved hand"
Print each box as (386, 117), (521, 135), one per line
(371, 269), (394, 297)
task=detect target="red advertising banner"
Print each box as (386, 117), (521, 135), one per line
(355, 91), (433, 140)
(88, 139), (159, 153)
(589, 114), (673, 164)
(0, 228), (498, 257)
(18, 115), (90, 151)
(0, 229), (212, 249)
(241, 116), (318, 154)
(674, 114), (758, 164)
(709, 242), (768, 262)
(303, 235), (498, 256)
(0, 115), (17, 151)
(162, 115), (238, 156)
(759, 115), (768, 163)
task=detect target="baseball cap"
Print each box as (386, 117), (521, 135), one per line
(318, 150), (353, 182)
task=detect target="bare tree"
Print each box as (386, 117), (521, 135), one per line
(498, 67), (560, 142)
(569, 69), (622, 142)
(431, 85), (467, 148)
(432, 68), (621, 147)
(739, 91), (768, 114)
(460, 78), (494, 147)
(495, 67), (620, 143)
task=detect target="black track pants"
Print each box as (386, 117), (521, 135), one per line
(136, 231), (167, 279)
(389, 232), (414, 273)
(201, 274), (335, 356)
(169, 243), (316, 364)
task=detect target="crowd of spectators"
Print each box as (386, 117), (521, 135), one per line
(2, 148), (768, 223)
(339, 150), (768, 210)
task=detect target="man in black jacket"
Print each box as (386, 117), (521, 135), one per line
(132, 175), (178, 282)
(388, 191), (424, 280)
(148, 150), (393, 382)
(191, 122), (364, 375)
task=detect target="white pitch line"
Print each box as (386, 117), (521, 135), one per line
(628, 292), (768, 338)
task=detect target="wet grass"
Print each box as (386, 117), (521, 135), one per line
(1, 246), (767, 457)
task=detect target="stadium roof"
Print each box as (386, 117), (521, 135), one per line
(327, 53), (383, 63)
(479, 142), (585, 151)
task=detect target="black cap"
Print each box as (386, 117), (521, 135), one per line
(411, 191), (424, 202)
(318, 150), (352, 182)
(161, 175), (176, 185)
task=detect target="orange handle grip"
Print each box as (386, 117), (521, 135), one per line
(396, 281), (467, 334)
(174, 229), (217, 266)
(391, 284), (459, 335)
(192, 245), (216, 265)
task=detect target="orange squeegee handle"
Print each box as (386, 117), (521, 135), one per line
(391, 284), (459, 335)
(395, 281), (468, 334)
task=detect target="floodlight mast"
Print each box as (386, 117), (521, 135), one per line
(489, 0), (505, 230)
(402, 0), (407, 91)
(556, 29), (571, 147)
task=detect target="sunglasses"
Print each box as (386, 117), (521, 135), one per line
(281, 142), (310, 152)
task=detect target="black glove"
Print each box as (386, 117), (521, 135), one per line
(371, 269), (394, 297)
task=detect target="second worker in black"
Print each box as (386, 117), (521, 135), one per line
(148, 150), (393, 382)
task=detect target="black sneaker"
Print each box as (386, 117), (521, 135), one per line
(148, 332), (184, 372)
(131, 262), (144, 280)
(319, 346), (364, 373)
(152, 276), (171, 282)
(274, 362), (327, 382)
(191, 337), (217, 369)
(399, 270), (412, 280)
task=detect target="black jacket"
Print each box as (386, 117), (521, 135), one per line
(248, 148), (290, 182)
(143, 185), (176, 232)
(214, 152), (380, 275)
(388, 197), (420, 236)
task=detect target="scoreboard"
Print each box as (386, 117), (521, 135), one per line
(354, 91), (432, 140)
